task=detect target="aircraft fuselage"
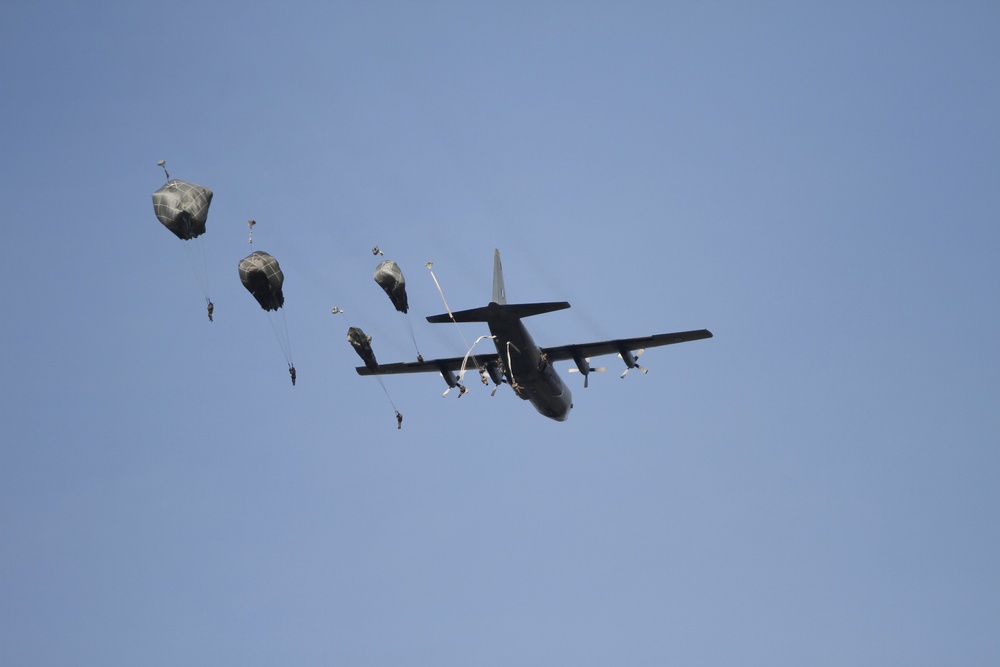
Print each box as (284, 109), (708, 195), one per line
(484, 303), (573, 421)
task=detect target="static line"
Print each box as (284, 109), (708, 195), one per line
(405, 314), (422, 359)
(426, 262), (482, 379)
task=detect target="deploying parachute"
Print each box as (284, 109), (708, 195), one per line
(152, 179), (213, 240)
(336, 309), (401, 427)
(239, 251), (284, 311)
(348, 326), (378, 370)
(374, 260), (409, 313)
(240, 251), (295, 384)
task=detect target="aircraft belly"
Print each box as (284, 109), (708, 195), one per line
(524, 369), (573, 421)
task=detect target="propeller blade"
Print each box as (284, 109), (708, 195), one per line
(569, 359), (606, 388)
(620, 364), (648, 378)
(568, 365), (607, 374)
(619, 348), (647, 378)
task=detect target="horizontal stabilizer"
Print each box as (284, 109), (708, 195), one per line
(427, 301), (570, 324)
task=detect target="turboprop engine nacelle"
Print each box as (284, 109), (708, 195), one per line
(485, 361), (504, 386)
(438, 366), (466, 397)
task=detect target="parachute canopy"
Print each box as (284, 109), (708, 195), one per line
(374, 260), (409, 313)
(239, 251), (285, 311)
(348, 326), (378, 370)
(151, 179), (213, 240)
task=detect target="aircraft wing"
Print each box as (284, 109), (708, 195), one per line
(356, 329), (712, 375)
(542, 329), (713, 363)
(355, 353), (500, 376)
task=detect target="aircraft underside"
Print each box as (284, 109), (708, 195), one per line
(489, 320), (573, 421)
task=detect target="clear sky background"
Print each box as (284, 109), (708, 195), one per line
(2, 2), (999, 665)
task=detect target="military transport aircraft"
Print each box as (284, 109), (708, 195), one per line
(355, 250), (712, 421)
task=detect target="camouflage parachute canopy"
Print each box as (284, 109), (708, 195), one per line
(238, 251), (285, 311)
(347, 326), (378, 370)
(373, 260), (408, 313)
(151, 179), (213, 240)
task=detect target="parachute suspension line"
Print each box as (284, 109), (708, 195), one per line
(266, 310), (294, 368)
(405, 314), (423, 360)
(281, 309), (293, 366)
(331, 306), (353, 328)
(376, 376), (404, 429)
(179, 238), (211, 304)
(426, 262), (482, 379)
(194, 237), (210, 298)
(375, 376), (398, 412)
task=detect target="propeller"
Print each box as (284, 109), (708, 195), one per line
(478, 370), (499, 396)
(568, 358), (606, 388)
(619, 348), (648, 379)
(442, 383), (470, 398)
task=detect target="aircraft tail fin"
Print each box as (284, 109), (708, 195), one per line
(492, 248), (507, 305)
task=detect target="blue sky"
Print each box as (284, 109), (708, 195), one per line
(2, 1), (999, 664)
